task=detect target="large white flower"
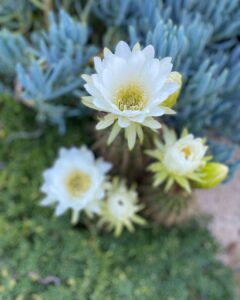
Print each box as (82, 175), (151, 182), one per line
(147, 127), (209, 193)
(40, 146), (112, 223)
(82, 41), (180, 149)
(98, 178), (145, 236)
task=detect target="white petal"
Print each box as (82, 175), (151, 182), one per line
(117, 109), (143, 118)
(150, 58), (173, 87)
(107, 122), (121, 144)
(118, 117), (130, 128)
(55, 204), (67, 216)
(85, 199), (101, 215)
(79, 146), (95, 163)
(162, 82), (179, 95)
(93, 98), (113, 112)
(160, 106), (176, 115)
(129, 114), (146, 123)
(143, 117), (161, 129)
(125, 124), (137, 150)
(94, 57), (104, 73)
(128, 51), (146, 74)
(92, 74), (112, 100)
(159, 57), (172, 65)
(162, 126), (177, 145)
(59, 148), (68, 158)
(104, 47), (113, 58)
(96, 160), (112, 173)
(102, 58), (128, 90)
(40, 197), (54, 206)
(136, 124), (144, 143)
(82, 96), (98, 110)
(82, 74), (91, 83)
(84, 83), (102, 99)
(71, 210), (80, 224)
(115, 41), (131, 58)
(149, 106), (165, 117)
(151, 82), (179, 105)
(96, 115), (115, 130)
(142, 45), (155, 59)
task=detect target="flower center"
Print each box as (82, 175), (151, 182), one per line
(181, 146), (192, 159)
(65, 170), (91, 198)
(109, 196), (128, 219)
(114, 83), (147, 111)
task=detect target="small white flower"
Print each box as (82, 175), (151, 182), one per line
(162, 134), (208, 176)
(40, 146), (112, 223)
(98, 178), (145, 236)
(82, 41), (180, 150)
(147, 127), (209, 193)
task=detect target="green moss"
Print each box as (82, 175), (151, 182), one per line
(0, 96), (237, 300)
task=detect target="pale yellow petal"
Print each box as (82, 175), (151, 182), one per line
(107, 122), (121, 145)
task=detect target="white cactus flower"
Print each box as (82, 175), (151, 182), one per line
(98, 178), (146, 236)
(82, 41), (180, 150)
(40, 146), (111, 223)
(147, 127), (210, 193)
(162, 134), (208, 176)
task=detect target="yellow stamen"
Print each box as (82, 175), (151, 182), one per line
(115, 83), (147, 111)
(181, 146), (192, 159)
(65, 170), (91, 197)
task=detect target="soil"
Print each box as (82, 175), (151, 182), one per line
(195, 167), (240, 291)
